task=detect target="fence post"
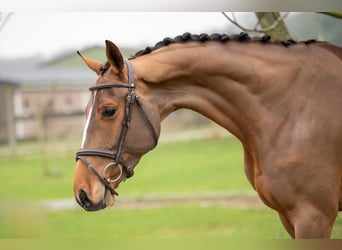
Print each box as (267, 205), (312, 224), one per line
(5, 85), (16, 155)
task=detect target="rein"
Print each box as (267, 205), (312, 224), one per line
(76, 60), (158, 196)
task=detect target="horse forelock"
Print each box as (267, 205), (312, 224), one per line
(129, 32), (319, 59)
(100, 61), (110, 76)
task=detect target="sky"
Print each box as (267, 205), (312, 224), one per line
(0, 12), (253, 60)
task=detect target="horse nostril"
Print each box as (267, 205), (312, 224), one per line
(77, 188), (107, 211)
(79, 189), (92, 209)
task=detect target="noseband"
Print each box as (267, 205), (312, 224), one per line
(76, 60), (158, 196)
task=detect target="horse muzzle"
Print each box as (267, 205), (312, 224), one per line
(74, 157), (120, 211)
(75, 186), (115, 211)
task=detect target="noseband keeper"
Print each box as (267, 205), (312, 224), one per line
(76, 59), (158, 196)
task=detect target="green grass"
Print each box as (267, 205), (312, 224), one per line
(0, 137), (250, 201)
(0, 204), (289, 239)
(2, 203), (342, 239)
(0, 152), (74, 200)
(120, 136), (250, 196)
(1, 137), (342, 239)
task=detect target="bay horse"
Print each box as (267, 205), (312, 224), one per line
(73, 32), (342, 238)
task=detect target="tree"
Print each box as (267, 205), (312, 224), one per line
(0, 12), (13, 32)
(254, 12), (292, 40)
(222, 12), (292, 40)
(222, 12), (342, 41)
(318, 12), (342, 19)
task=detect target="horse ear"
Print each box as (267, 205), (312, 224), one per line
(77, 51), (103, 75)
(105, 40), (124, 73)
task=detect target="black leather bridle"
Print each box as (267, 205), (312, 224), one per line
(76, 60), (158, 196)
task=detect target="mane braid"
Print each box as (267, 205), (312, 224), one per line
(129, 32), (315, 59)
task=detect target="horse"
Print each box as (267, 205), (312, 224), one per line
(73, 32), (342, 238)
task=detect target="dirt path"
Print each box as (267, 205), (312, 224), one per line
(115, 193), (264, 210)
(43, 192), (265, 211)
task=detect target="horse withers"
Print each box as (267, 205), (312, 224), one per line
(73, 33), (342, 238)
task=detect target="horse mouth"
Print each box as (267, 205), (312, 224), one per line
(75, 188), (115, 211)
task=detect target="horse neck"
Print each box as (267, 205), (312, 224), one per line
(134, 42), (289, 143)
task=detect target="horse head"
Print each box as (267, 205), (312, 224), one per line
(73, 40), (160, 211)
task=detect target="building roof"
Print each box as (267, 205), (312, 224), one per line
(0, 67), (96, 87)
(0, 45), (137, 88)
(0, 78), (19, 87)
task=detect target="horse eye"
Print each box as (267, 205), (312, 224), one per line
(102, 108), (116, 118)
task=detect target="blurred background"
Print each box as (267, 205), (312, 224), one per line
(0, 12), (341, 239)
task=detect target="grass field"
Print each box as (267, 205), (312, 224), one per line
(1, 136), (342, 239)
(0, 136), (250, 200)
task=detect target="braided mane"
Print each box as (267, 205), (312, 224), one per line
(129, 32), (316, 59)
